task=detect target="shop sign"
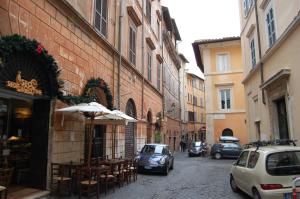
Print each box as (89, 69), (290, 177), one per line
(6, 71), (42, 95)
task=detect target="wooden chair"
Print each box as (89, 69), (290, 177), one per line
(112, 162), (124, 188)
(97, 165), (115, 195)
(122, 160), (130, 185)
(0, 168), (13, 199)
(50, 163), (72, 197)
(129, 159), (138, 182)
(76, 167), (99, 199)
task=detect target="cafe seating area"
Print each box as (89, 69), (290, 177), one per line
(50, 156), (138, 198)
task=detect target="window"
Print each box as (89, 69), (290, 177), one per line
(129, 24), (136, 65)
(188, 111), (195, 122)
(243, 0), (253, 17)
(266, 6), (276, 47)
(219, 89), (231, 110)
(193, 96), (197, 106)
(217, 54), (229, 72)
(146, 0), (151, 24)
(250, 38), (256, 67)
(94, 0), (108, 37)
(247, 151), (260, 169)
(237, 151), (249, 167)
(157, 62), (161, 90)
(157, 20), (160, 42)
(267, 151), (300, 176)
(147, 51), (152, 81)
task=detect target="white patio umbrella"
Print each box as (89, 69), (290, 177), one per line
(94, 110), (137, 158)
(56, 102), (113, 167)
(94, 110), (137, 125)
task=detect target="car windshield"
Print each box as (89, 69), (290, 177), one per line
(266, 151), (300, 176)
(141, 145), (164, 155)
(192, 142), (202, 147)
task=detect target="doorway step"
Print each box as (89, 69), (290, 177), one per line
(8, 186), (49, 199)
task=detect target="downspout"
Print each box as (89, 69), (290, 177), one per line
(141, 0), (145, 119)
(117, 0), (124, 109)
(254, 0), (265, 104)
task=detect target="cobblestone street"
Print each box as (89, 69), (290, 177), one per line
(44, 152), (251, 199)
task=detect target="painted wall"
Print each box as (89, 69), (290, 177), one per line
(200, 40), (248, 145)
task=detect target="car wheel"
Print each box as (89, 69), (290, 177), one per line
(214, 152), (222, 159)
(230, 176), (239, 192)
(252, 188), (261, 199)
(163, 165), (169, 175)
(170, 160), (174, 170)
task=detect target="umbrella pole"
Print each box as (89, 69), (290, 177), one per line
(112, 125), (115, 159)
(88, 115), (95, 168)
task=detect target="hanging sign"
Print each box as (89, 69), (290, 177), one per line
(6, 71), (42, 95)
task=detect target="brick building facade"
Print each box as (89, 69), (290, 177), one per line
(0, 0), (171, 190)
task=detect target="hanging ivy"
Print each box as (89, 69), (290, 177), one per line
(0, 34), (63, 98)
(61, 78), (114, 110)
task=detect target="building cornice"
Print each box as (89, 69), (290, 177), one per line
(205, 69), (244, 76)
(206, 110), (246, 114)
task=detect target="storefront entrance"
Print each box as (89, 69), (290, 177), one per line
(0, 35), (62, 196)
(0, 93), (50, 189)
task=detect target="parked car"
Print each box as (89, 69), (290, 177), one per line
(136, 144), (174, 175)
(211, 142), (242, 159)
(188, 141), (207, 157)
(230, 144), (300, 199)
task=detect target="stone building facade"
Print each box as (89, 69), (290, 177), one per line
(0, 0), (170, 190)
(160, 7), (182, 152)
(239, 0), (300, 143)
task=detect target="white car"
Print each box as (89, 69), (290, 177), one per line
(230, 145), (300, 199)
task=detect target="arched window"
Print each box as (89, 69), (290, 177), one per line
(222, 128), (233, 136)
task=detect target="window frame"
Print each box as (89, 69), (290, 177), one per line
(157, 61), (161, 91)
(237, 151), (250, 167)
(249, 36), (256, 68)
(218, 88), (232, 110)
(265, 2), (277, 48)
(243, 0), (253, 17)
(147, 50), (152, 81)
(129, 22), (137, 66)
(216, 53), (230, 72)
(94, 0), (108, 37)
(247, 151), (260, 169)
(146, 0), (152, 24)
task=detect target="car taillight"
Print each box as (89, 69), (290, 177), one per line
(260, 184), (283, 190)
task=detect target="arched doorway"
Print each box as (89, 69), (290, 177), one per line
(147, 111), (152, 143)
(0, 35), (61, 189)
(82, 78), (113, 161)
(125, 99), (136, 158)
(222, 128), (234, 136)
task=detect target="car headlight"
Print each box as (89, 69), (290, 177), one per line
(159, 158), (165, 164)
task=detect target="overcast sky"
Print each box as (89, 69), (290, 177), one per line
(161, 0), (241, 78)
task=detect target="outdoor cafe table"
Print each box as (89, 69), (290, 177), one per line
(103, 159), (125, 173)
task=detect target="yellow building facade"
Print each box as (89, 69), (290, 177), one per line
(239, 0), (300, 143)
(185, 72), (206, 142)
(193, 38), (248, 145)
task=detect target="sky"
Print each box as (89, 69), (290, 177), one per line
(161, 0), (241, 78)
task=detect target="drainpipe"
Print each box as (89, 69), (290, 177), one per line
(141, 0), (145, 119)
(117, 0), (124, 109)
(254, 0), (265, 104)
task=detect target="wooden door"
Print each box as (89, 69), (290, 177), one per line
(29, 99), (50, 189)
